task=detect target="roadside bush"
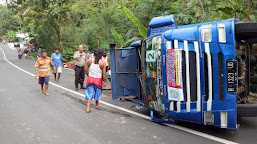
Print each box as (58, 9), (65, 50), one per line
(62, 48), (74, 63)
(30, 52), (40, 59)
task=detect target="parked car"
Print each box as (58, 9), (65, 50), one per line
(14, 42), (20, 47)
(31, 47), (38, 53)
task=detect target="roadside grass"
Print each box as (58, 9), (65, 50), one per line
(30, 52), (40, 59)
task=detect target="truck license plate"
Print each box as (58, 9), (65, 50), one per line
(227, 61), (238, 93)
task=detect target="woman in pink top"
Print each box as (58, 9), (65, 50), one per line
(85, 49), (107, 113)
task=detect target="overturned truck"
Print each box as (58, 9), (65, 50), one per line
(110, 15), (257, 130)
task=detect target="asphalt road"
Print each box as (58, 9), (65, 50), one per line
(0, 43), (256, 144)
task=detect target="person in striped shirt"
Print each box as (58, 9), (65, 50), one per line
(34, 50), (54, 96)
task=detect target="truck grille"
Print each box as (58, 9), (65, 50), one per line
(189, 51), (197, 102)
(170, 40), (224, 112)
(218, 52), (224, 102)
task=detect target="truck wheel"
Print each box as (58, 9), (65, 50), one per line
(237, 103), (257, 117)
(250, 84), (257, 92)
(235, 22), (257, 40)
(250, 76), (257, 84)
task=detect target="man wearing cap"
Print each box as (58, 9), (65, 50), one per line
(74, 45), (87, 90)
(51, 48), (63, 83)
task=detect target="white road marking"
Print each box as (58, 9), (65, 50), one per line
(64, 67), (74, 71)
(0, 46), (238, 144)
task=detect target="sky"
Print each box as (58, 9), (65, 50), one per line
(0, 0), (6, 5)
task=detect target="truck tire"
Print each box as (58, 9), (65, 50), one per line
(250, 76), (257, 84)
(250, 84), (257, 92)
(237, 103), (257, 117)
(235, 22), (257, 40)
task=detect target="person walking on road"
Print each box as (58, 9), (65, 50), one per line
(24, 48), (29, 59)
(34, 50), (54, 96)
(51, 48), (64, 83)
(74, 45), (87, 90)
(85, 48), (107, 113)
(102, 51), (110, 71)
(18, 49), (23, 59)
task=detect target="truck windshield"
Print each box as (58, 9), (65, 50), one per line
(142, 35), (165, 113)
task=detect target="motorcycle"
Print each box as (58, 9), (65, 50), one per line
(18, 52), (23, 59)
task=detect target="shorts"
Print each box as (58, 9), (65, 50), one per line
(54, 67), (62, 73)
(85, 84), (102, 101)
(39, 75), (50, 85)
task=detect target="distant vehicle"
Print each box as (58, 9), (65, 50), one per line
(20, 41), (26, 48)
(14, 42), (20, 47)
(31, 47), (38, 53)
(27, 52), (30, 59)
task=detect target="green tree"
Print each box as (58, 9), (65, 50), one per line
(1, 0), (257, 55)
(0, 5), (20, 35)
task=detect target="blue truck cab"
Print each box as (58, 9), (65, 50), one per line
(110, 15), (257, 130)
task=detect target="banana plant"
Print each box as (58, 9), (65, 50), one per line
(122, 6), (148, 38)
(111, 27), (125, 47)
(6, 30), (16, 42)
(111, 5), (147, 47)
(111, 27), (141, 48)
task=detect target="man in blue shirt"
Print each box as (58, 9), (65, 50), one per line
(51, 48), (63, 82)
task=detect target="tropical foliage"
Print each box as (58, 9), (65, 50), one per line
(0, 0), (256, 59)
